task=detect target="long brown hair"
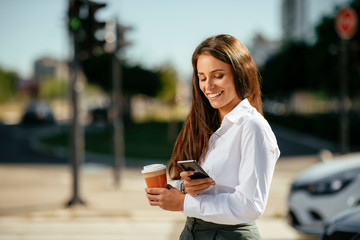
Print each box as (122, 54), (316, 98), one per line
(168, 34), (262, 180)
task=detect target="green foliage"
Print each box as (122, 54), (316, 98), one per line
(83, 82), (104, 95)
(157, 63), (177, 102)
(39, 77), (69, 100)
(80, 53), (162, 97)
(261, 42), (308, 98)
(0, 66), (17, 102)
(261, 0), (360, 99)
(123, 64), (161, 97)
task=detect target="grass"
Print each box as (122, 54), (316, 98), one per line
(41, 121), (183, 163)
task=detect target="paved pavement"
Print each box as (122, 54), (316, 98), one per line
(0, 155), (324, 240)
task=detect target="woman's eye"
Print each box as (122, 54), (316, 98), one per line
(215, 74), (223, 79)
(199, 78), (206, 81)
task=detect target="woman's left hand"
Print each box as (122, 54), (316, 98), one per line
(145, 185), (185, 211)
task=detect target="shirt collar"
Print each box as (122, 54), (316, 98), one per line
(223, 98), (253, 123)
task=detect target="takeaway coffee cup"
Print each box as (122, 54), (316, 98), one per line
(141, 164), (167, 188)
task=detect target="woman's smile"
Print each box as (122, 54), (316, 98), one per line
(207, 91), (224, 98)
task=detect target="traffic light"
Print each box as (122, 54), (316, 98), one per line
(68, 0), (84, 33)
(83, 1), (107, 57)
(68, 0), (107, 59)
(104, 19), (132, 53)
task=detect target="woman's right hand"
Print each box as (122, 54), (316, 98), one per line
(180, 171), (215, 197)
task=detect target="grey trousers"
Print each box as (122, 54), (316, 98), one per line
(179, 217), (261, 240)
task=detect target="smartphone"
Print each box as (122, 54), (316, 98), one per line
(177, 160), (210, 179)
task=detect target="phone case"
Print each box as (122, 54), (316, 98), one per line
(178, 160), (210, 179)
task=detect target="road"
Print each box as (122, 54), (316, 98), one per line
(0, 122), (331, 240)
(0, 157), (320, 240)
(0, 124), (68, 164)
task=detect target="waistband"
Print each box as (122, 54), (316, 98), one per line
(185, 217), (255, 230)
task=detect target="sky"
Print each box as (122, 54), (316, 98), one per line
(0, 0), (349, 81)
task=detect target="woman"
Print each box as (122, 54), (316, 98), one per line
(145, 34), (280, 239)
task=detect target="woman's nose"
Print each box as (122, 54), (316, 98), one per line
(206, 80), (214, 89)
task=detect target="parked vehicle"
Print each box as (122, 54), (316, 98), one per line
(89, 106), (109, 124)
(287, 154), (360, 235)
(20, 101), (55, 125)
(320, 206), (360, 240)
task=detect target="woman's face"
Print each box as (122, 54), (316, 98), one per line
(197, 54), (241, 119)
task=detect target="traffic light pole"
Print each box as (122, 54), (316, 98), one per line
(112, 19), (125, 186)
(68, 0), (124, 187)
(67, 37), (85, 206)
(112, 52), (124, 187)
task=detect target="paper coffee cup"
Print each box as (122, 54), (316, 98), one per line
(141, 164), (167, 188)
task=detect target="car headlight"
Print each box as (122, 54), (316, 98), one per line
(291, 169), (359, 196)
(306, 178), (352, 195)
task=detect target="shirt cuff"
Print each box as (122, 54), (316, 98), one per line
(173, 180), (182, 191)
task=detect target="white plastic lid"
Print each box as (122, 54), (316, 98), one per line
(141, 164), (166, 174)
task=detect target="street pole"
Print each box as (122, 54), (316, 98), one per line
(112, 20), (125, 187)
(67, 31), (85, 206)
(335, 7), (357, 154)
(339, 39), (350, 154)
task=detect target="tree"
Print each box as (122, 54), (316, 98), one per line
(157, 63), (177, 102)
(39, 77), (69, 100)
(261, 0), (360, 99)
(80, 53), (161, 96)
(156, 63), (179, 141)
(261, 42), (309, 98)
(0, 66), (17, 102)
(308, 0), (360, 97)
(80, 53), (162, 123)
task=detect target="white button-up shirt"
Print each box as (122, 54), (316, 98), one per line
(182, 98), (280, 224)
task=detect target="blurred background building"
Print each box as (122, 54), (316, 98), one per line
(281, 0), (307, 42)
(34, 56), (70, 81)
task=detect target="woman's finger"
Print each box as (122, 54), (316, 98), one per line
(148, 197), (160, 206)
(184, 178), (214, 188)
(185, 184), (211, 193)
(185, 181), (213, 189)
(180, 171), (194, 180)
(145, 187), (165, 195)
(185, 186), (208, 197)
(146, 193), (159, 201)
(183, 179), (215, 196)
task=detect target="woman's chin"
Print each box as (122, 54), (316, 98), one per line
(209, 103), (220, 109)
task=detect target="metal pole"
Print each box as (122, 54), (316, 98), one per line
(67, 30), (85, 206)
(112, 23), (125, 186)
(339, 39), (350, 154)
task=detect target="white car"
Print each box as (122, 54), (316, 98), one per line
(320, 206), (360, 240)
(287, 154), (360, 235)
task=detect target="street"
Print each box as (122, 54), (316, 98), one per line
(0, 157), (320, 240)
(0, 122), (337, 239)
(0, 124), (68, 164)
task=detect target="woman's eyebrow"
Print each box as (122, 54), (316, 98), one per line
(198, 69), (224, 75)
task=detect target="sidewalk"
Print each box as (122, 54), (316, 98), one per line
(0, 156), (321, 240)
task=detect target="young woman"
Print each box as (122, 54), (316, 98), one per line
(145, 34), (280, 239)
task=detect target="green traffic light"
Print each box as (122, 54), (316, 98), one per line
(70, 17), (82, 32)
